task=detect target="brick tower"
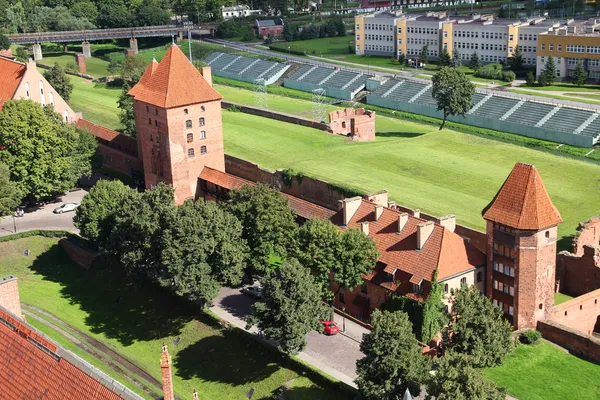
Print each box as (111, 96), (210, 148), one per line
(160, 344), (174, 400)
(128, 45), (225, 204)
(482, 163), (562, 329)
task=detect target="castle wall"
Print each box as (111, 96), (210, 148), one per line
(328, 108), (376, 141)
(548, 288), (600, 336)
(538, 320), (600, 364)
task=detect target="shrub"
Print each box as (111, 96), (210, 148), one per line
(520, 329), (542, 345)
(526, 71), (536, 87)
(227, 104), (241, 112)
(474, 63), (515, 82)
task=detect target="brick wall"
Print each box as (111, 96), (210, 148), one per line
(548, 287), (600, 336)
(573, 216), (600, 256)
(538, 320), (600, 364)
(60, 238), (98, 270)
(222, 101), (329, 131)
(98, 144), (142, 178)
(328, 108), (376, 141)
(0, 276), (23, 320)
(557, 246), (600, 297)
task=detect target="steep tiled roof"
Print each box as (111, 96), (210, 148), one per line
(128, 46), (222, 108)
(199, 167), (336, 220)
(76, 119), (120, 141)
(0, 57), (26, 111)
(341, 200), (485, 282)
(482, 163), (562, 230)
(0, 308), (135, 400)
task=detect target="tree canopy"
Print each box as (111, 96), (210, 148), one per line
(419, 45), (428, 63)
(43, 63), (73, 101)
(334, 228), (379, 293)
(0, 100), (97, 203)
(443, 285), (513, 368)
(357, 310), (430, 399)
(432, 67), (475, 130)
(421, 270), (448, 343)
(118, 81), (136, 137)
(0, 162), (20, 217)
(573, 61), (587, 86)
(541, 55), (557, 86)
(469, 52), (481, 70)
(508, 44), (523, 70)
(438, 48), (451, 67)
(247, 258), (327, 354)
(451, 50), (461, 68)
(0, 33), (10, 50)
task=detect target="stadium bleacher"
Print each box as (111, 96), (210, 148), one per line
(472, 96), (520, 120)
(205, 51), (290, 85)
(540, 107), (596, 134)
(283, 65), (371, 100)
(505, 101), (555, 126)
(579, 114), (600, 137)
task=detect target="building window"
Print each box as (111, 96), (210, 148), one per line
(339, 293), (345, 304)
(508, 306), (514, 316)
(476, 271), (483, 283)
(146, 105), (149, 113)
(155, 120), (158, 127)
(201, 145), (207, 154)
(199, 130), (206, 140)
(356, 35), (360, 40)
(186, 119), (192, 128)
(49, 92), (54, 106)
(199, 117), (205, 126)
(443, 284), (448, 294)
(460, 277), (467, 287)
(361, 283), (368, 294)
(188, 148), (195, 157)
(545, 231), (550, 238)
(411, 283), (421, 293)
(184, 108), (188, 114)
(493, 243), (515, 258)
(201, 105), (205, 112)
(541, 44), (545, 51)
(25, 82), (30, 98)
(148, 118), (152, 125)
(549, 44), (554, 52)
(155, 109), (158, 115)
(187, 133), (193, 143)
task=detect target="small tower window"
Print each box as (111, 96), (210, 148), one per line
(184, 108), (188, 115)
(476, 271), (483, 283)
(199, 117), (205, 126)
(148, 118), (152, 125)
(146, 105), (149, 112)
(201, 105), (205, 111)
(200, 131), (206, 139)
(155, 109), (158, 115)
(188, 148), (195, 157)
(539, 303), (543, 310)
(200, 145), (207, 154)
(155, 120), (158, 127)
(149, 134), (153, 142)
(545, 231), (550, 238)
(186, 120), (192, 128)
(187, 133), (193, 143)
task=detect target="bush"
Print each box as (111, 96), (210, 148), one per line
(520, 329), (542, 345)
(227, 105), (241, 112)
(474, 63), (515, 82)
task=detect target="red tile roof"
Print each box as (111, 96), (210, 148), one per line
(0, 308), (131, 400)
(76, 119), (120, 141)
(0, 57), (26, 111)
(199, 167), (336, 221)
(128, 46), (222, 108)
(482, 163), (562, 230)
(341, 200), (485, 282)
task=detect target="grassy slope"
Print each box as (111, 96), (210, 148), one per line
(42, 54), (111, 78)
(69, 76), (122, 130)
(484, 341), (600, 400)
(0, 237), (348, 400)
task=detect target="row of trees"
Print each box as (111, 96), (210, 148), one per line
(282, 16), (346, 42)
(357, 285), (513, 400)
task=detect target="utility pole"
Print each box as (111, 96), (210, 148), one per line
(188, 29), (193, 62)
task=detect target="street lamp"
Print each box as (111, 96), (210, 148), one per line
(341, 306), (346, 333)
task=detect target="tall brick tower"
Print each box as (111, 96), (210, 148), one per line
(128, 45), (224, 204)
(482, 163), (562, 329)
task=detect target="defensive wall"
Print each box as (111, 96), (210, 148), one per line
(60, 238), (97, 270)
(222, 101), (329, 130)
(538, 320), (600, 364)
(328, 108), (376, 141)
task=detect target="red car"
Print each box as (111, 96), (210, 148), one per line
(319, 320), (339, 335)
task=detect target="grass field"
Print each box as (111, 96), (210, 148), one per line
(69, 75), (122, 130)
(42, 53), (112, 78)
(0, 236), (350, 400)
(484, 341), (600, 400)
(554, 292), (575, 305)
(509, 88), (600, 105)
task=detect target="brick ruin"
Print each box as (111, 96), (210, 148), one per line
(328, 108), (376, 141)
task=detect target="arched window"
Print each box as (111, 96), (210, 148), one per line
(184, 108), (188, 115)
(188, 148), (195, 157)
(201, 105), (205, 112)
(460, 277), (467, 287)
(148, 118), (152, 125)
(187, 133), (193, 143)
(199, 131), (206, 139)
(186, 120), (192, 128)
(24, 82), (30, 98)
(200, 145), (207, 154)
(199, 117), (205, 126)
(443, 284), (448, 294)
(48, 92), (54, 106)
(63, 110), (69, 122)
(39, 81), (46, 106)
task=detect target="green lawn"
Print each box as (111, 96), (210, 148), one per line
(519, 83), (600, 93)
(0, 236), (350, 400)
(69, 75), (122, 130)
(509, 88), (600, 105)
(42, 53), (112, 78)
(484, 341), (600, 400)
(555, 292), (575, 305)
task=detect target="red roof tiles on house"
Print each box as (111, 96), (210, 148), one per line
(76, 119), (120, 141)
(482, 163), (562, 230)
(128, 46), (222, 108)
(0, 57), (26, 111)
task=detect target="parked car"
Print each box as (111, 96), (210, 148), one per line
(53, 202), (79, 214)
(241, 286), (263, 299)
(319, 320), (339, 335)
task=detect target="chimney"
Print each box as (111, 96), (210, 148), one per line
(417, 221), (434, 250)
(340, 196), (362, 226)
(360, 221), (370, 235)
(375, 204), (383, 221)
(412, 209), (420, 218)
(0, 276), (24, 321)
(366, 190), (388, 206)
(160, 345), (175, 400)
(439, 215), (456, 232)
(397, 213), (409, 233)
(388, 201), (396, 209)
(200, 66), (213, 87)
(193, 389), (199, 399)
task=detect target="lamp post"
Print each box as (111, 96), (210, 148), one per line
(341, 306), (346, 332)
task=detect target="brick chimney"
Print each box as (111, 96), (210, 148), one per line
(0, 276), (23, 321)
(374, 204), (383, 221)
(417, 221), (434, 250)
(438, 215), (456, 232)
(397, 213), (409, 233)
(340, 196), (362, 226)
(200, 66), (212, 87)
(360, 221), (370, 235)
(412, 209), (420, 218)
(160, 345), (174, 400)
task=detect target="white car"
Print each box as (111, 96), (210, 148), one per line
(241, 286), (263, 299)
(53, 202), (80, 214)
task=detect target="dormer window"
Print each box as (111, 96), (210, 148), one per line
(411, 283), (421, 293)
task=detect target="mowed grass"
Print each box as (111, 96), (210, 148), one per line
(484, 341), (600, 400)
(555, 292), (575, 305)
(69, 75), (122, 130)
(0, 237), (350, 400)
(42, 53), (112, 78)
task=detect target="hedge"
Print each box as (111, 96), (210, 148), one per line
(0, 230), (71, 243)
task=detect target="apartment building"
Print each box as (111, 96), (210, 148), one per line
(537, 19), (600, 81)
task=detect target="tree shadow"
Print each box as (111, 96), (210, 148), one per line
(257, 384), (356, 400)
(376, 131), (427, 139)
(28, 243), (196, 346)
(557, 234), (575, 253)
(218, 292), (257, 322)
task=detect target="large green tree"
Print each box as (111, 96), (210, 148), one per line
(432, 67), (475, 130)
(159, 199), (248, 305)
(0, 100), (96, 202)
(508, 44), (523, 70)
(469, 52), (481, 70)
(70, 1), (98, 22)
(451, 50), (461, 68)
(246, 258), (327, 354)
(225, 183), (298, 276)
(118, 81), (136, 137)
(443, 285), (513, 368)
(421, 270), (447, 343)
(43, 63), (73, 101)
(334, 228), (379, 296)
(426, 352), (506, 400)
(0, 34), (10, 50)
(419, 45), (428, 63)
(133, 0), (170, 26)
(0, 162), (20, 217)
(356, 310), (430, 400)
(120, 54), (147, 82)
(438, 48), (451, 67)
(572, 61), (587, 86)
(96, 0), (131, 28)
(542, 55), (557, 86)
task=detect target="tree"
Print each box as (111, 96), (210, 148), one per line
(334, 228), (379, 296)
(295, 218), (342, 298)
(107, 56), (120, 75)
(0, 162), (21, 217)
(542, 55), (557, 86)
(398, 53), (406, 65)
(0, 34), (10, 50)
(469, 52), (481, 70)
(426, 352), (506, 400)
(443, 285), (513, 368)
(573, 61), (586, 86)
(43, 63), (73, 101)
(421, 270), (447, 343)
(70, 1), (98, 22)
(120, 54), (147, 82)
(118, 81), (136, 137)
(508, 44), (523, 70)
(419, 44), (428, 63)
(282, 21), (294, 41)
(74, 179), (133, 244)
(246, 258), (327, 354)
(451, 49), (461, 68)
(526, 71), (536, 86)
(356, 310), (430, 400)
(159, 199), (248, 305)
(225, 184), (298, 277)
(96, 0), (131, 28)
(438, 48), (451, 67)
(0, 100), (97, 202)
(431, 67), (475, 130)
(133, 0), (170, 26)
(14, 47), (27, 62)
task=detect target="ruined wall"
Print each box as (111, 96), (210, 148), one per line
(328, 108), (376, 141)
(538, 320), (600, 364)
(548, 287), (600, 336)
(573, 217), (600, 256)
(222, 101), (329, 131)
(60, 238), (98, 270)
